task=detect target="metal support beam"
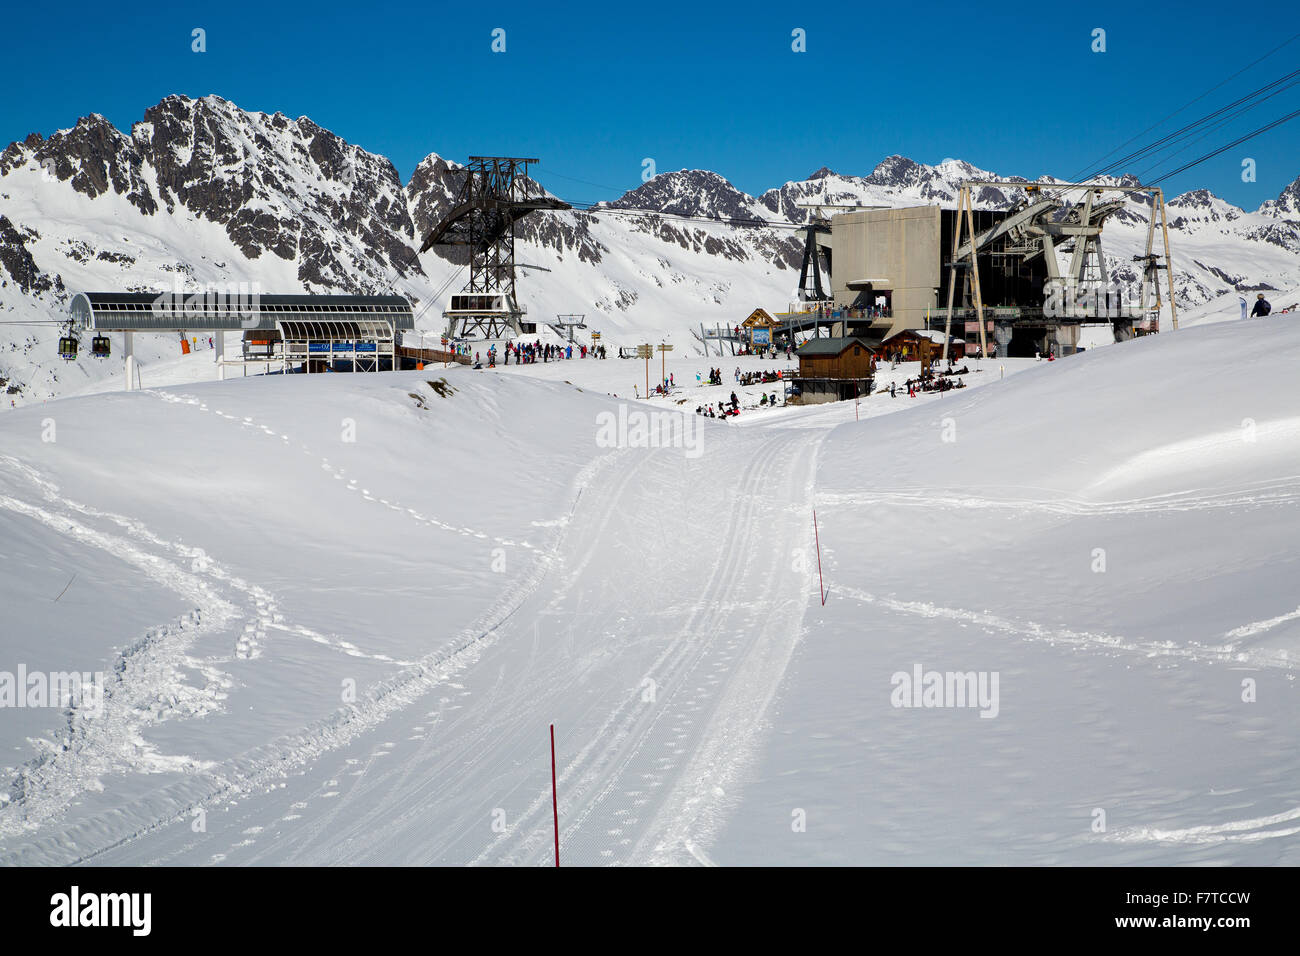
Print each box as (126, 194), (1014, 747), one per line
(944, 186), (988, 361)
(964, 189), (988, 360)
(123, 330), (135, 391)
(942, 188), (962, 363)
(1156, 188), (1179, 330)
(420, 156), (570, 341)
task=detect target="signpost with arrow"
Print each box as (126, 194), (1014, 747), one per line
(636, 343), (653, 396)
(657, 342), (673, 390)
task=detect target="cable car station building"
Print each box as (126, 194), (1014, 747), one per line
(824, 184), (1174, 357)
(69, 293), (415, 388)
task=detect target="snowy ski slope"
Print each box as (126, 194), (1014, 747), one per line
(0, 315), (1297, 865)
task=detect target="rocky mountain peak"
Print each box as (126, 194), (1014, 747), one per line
(1258, 174), (1300, 221)
(867, 155), (925, 187)
(604, 169), (756, 220)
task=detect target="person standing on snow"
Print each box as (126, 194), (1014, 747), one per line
(1251, 293), (1272, 317)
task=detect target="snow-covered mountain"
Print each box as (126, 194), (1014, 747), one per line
(2, 94), (1298, 404)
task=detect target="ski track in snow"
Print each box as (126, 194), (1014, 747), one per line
(0, 449), (431, 844)
(147, 389), (540, 552)
(1106, 804), (1300, 845)
(37, 425), (826, 867)
(817, 474), (1300, 518)
(448, 430), (823, 867)
(5, 345), (1297, 863)
(499, 430), (823, 866)
(833, 584), (1296, 672)
(1226, 605), (1300, 641)
(0, 438), (622, 864)
(216, 428), (826, 867)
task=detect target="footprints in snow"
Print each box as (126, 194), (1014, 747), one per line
(154, 389), (540, 551)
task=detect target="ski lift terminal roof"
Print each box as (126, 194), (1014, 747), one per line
(70, 293), (415, 333)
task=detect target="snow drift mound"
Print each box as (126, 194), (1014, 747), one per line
(716, 316), (1300, 865)
(3, 317), (1299, 866)
(0, 369), (618, 858)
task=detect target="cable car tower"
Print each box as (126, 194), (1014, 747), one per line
(418, 156), (570, 339)
(795, 204), (834, 303)
(794, 203), (885, 303)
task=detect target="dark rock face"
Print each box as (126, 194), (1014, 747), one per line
(135, 97), (425, 285)
(0, 95), (429, 293)
(517, 212), (608, 267)
(500, 167), (803, 272)
(1168, 189), (1215, 209)
(1244, 222), (1300, 254)
(406, 154), (467, 241)
(865, 155), (958, 202)
(1110, 206), (1148, 227)
(605, 170), (757, 221)
(1259, 175), (1300, 221)
(0, 115), (157, 215)
(0, 215), (53, 295)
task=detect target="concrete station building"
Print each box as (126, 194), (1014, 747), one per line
(820, 201), (1159, 358)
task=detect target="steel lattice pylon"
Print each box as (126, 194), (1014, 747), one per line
(420, 156), (570, 339)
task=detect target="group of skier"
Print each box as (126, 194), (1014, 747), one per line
(894, 371), (967, 398)
(476, 340), (607, 367)
(693, 388), (781, 418)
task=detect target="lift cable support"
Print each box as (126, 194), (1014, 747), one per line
(940, 180), (1178, 361)
(793, 203), (885, 304)
(547, 314), (587, 343)
(419, 157), (571, 340)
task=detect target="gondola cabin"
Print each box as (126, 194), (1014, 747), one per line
(444, 292), (527, 337)
(58, 335), (79, 361)
(90, 334), (112, 358)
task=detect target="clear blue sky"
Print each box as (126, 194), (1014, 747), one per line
(3, 0), (1298, 208)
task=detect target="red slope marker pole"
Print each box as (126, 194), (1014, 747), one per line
(814, 509), (827, 605)
(550, 723), (560, 867)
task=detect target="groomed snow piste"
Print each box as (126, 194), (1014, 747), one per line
(1, 316), (1297, 865)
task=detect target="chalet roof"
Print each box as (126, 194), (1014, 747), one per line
(881, 328), (964, 345)
(742, 308), (779, 327)
(797, 336), (882, 357)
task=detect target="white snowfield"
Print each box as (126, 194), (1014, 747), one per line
(1, 316), (1298, 865)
